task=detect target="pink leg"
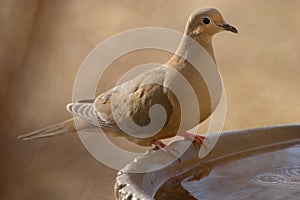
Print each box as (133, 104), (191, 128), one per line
(181, 131), (209, 148)
(152, 140), (178, 158)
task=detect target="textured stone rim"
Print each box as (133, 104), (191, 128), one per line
(115, 124), (300, 199)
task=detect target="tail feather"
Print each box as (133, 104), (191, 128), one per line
(18, 118), (77, 141)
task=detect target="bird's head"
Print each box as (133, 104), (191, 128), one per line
(186, 8), (238, 38)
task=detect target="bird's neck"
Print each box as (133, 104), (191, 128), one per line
(175, 34), (216, 64)
(196, 35), (215, 62)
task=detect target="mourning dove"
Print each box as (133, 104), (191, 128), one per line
(18, 8), (237, 151)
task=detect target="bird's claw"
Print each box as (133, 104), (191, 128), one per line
(152, 140), (179, 159)
(181, 131), (209, 149)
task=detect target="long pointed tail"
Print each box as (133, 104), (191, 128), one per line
(18, 118), (81, 140)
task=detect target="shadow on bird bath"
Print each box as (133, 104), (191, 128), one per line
(115, 124), (300, 200)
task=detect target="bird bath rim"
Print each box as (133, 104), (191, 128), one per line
(114, 124), (300, 200)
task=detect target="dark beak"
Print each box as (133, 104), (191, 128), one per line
(218, 23), (238, 34)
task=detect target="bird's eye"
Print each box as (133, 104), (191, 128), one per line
(202, 17), (211, 25)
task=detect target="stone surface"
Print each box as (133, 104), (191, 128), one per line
(115, 124), (300, 200)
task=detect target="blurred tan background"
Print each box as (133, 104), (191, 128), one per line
(1, 0), (299, 199)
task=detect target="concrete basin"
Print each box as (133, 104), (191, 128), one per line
(115, 124), (300, 199)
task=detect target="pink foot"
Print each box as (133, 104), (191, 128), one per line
(152, 140), (178, 158)
(181, 131), (209, 148)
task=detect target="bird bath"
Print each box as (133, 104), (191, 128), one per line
(115, 124), (300, 199)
